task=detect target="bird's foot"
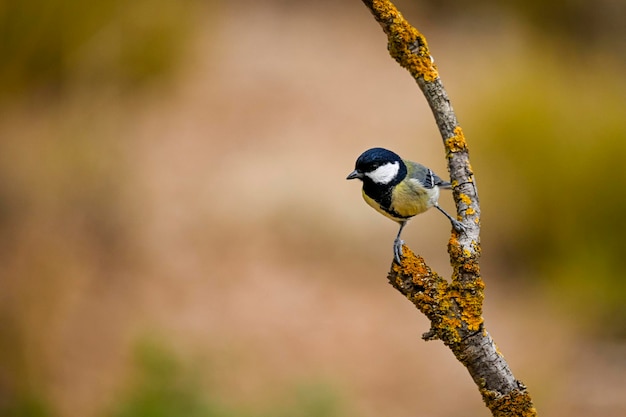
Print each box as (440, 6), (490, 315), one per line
(393, 238), (404, 264)
(451, 219), (467, 235)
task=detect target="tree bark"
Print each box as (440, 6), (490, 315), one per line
(360, 1), (537, 415)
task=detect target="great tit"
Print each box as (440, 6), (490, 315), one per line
(347, 147), (465, 263)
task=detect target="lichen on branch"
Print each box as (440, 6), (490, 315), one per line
(360, 0), (537, 415)
(361, 0), (438, 82)
(389, 247), (483, 345)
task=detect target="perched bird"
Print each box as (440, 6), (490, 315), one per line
(347, 147), (465, 263)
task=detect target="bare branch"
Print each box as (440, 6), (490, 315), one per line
(360, 1), (537, 415)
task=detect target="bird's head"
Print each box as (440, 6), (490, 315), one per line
(346, 147), (406, 185)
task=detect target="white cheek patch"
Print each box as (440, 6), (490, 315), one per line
(365, 161), (400, 184)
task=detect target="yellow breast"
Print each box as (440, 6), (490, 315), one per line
(361, 180), (439, 222)
(391, 180), (436, 217)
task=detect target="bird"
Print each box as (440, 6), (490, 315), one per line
(347, 147), (465, 263)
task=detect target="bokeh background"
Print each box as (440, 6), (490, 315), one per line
(2, 0), (626, 416)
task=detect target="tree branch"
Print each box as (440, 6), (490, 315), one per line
(360, 1), (537, 415)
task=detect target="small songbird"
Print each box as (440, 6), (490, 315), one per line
(347, 147), (465, 263)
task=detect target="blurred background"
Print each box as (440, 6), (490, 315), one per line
(1, 0), (625, 416)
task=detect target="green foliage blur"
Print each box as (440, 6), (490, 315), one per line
(0, 1), (198, 415)
(107, 343), (213, 417)
(0, 341), (345, 417)
(106, 342), (344, 417)
(420, 0), (626, 58)
(0, 396), (53, 417)
(468, 51), (626, 336)
(0, 0), (194, 98)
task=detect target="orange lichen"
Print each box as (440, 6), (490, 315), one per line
(394, 246), (432, 280)
(459, 298), (484, 331)
(480, 388), (537, 417)
(369, 0), (439, 82)
(392, 248), (485, 342)
(445, 126), (468, 154)
(439, 315), (463, 342)
(447, 233), (460, 249)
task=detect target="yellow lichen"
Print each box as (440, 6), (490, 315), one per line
(391, 244), (485, 345)
(480, 388), (537, 417)
(445, 126), (468, 154)
(465, 207), (476, 215)
(370, 0), (438, 82)
(455, 278), (485, 331)
(441, 315), (462, 330)
(447, 234), (460, 249)
(459, 193), (472, 205)
(461, 304), (484, 331)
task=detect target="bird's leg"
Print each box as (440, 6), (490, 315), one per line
(393, 221), (407, 264)
(435, 204), (466, 234)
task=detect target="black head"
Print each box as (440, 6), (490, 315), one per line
(355, 147), (402, 172)
(346, 148), (406, 185)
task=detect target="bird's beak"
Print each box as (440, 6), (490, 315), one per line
(346, 170), (363, 180)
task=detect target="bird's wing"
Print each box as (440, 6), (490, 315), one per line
(404, 160), (451, 189)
